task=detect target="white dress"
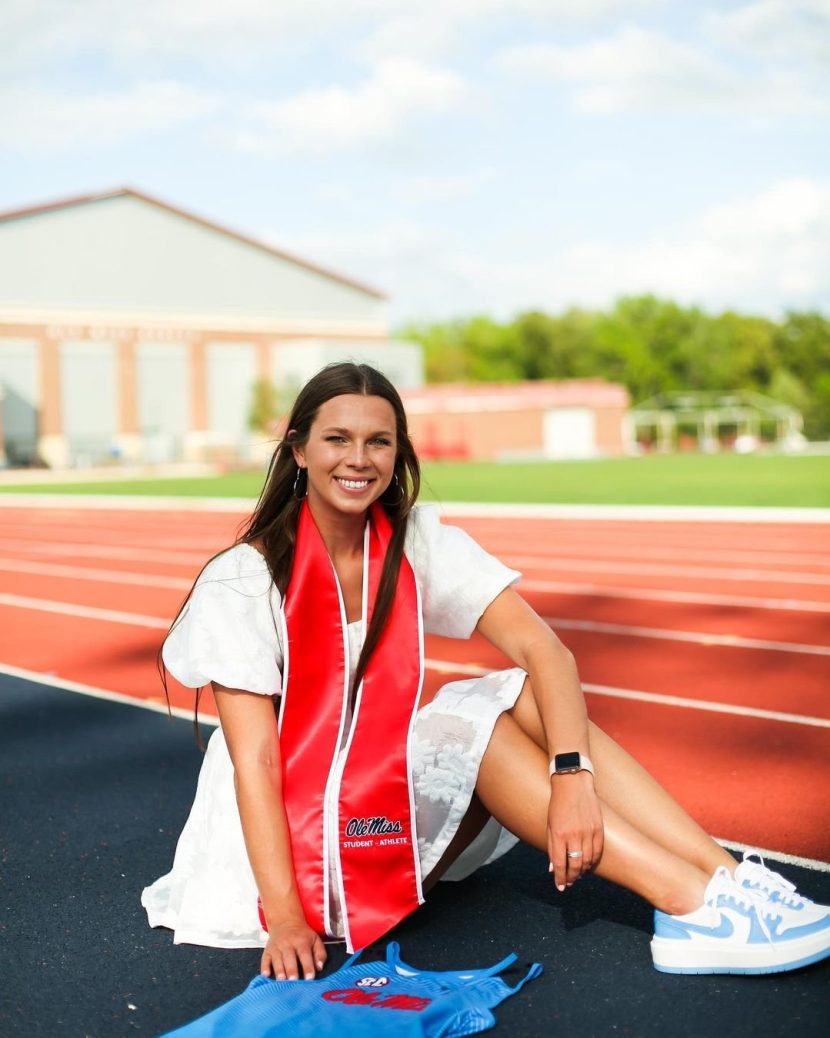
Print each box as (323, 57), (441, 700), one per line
(141, 505), (527, 948)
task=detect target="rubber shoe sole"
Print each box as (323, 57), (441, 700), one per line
(651, 932), (830, 975)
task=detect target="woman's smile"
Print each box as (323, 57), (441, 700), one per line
(334, 476), (375, 493)
(293, 394), (398, 520)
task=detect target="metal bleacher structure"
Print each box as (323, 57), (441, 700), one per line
(629, 390), (804, 452)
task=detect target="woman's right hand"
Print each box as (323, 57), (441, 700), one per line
(212, 686), (326, 982)
(260, 915), (328, 981)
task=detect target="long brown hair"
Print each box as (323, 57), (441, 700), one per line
(241, 361), (420, 691)
(162, 362), (421, 737)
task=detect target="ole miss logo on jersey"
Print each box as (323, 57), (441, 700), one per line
(322, 982), (432, 1012)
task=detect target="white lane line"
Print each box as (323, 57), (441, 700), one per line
(717, 839), (830, 874)
(4, 598), (827, 727)
(10, 558), (822, 613)
(439, 502), (830, 524)
(8, 530), (829, 579)
(541, 616), (830, 656)
(8, 593), (827, 659)
(0, 662), (218, 726)
(0, 557), (191, 590)
(423, 659), (830, 728)
(0, 593), (169, 629)
(505, 555), (830, 587)
(2, 494), (830, 524)
(520, 578), (830, 613)
(478, 542), (830, 569)
(0, 539), (208, 566)
(582, 682), (830, 728)
(425, 658), (495, 677)
(6, 529), (830, 571)
(0, 531), (224, 554)
(0, 493), (254, 513)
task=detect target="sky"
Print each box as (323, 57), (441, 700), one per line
(1, 0), (829, 325)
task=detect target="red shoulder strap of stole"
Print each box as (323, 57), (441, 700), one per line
(278, 501), (424, 951)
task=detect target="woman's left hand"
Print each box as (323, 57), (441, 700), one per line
(547, 771), (604, 892)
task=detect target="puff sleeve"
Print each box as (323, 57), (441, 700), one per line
(406, 505), (521, 639)
(161, 543), (283, 695)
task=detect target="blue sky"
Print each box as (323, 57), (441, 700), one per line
(2, 0), (828, 323)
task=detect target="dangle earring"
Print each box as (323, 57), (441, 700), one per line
(293, 466), (308, 500)
(383, 472), (404, 503)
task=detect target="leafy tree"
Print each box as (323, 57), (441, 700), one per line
(247, 377), (280, 433)
(775, 313), (830, 386)
(400, 320), (470, 382)
(809, 373), (830, 439)
(464, 316), (523, 382)
(513, 310), (558, 379)
(397, 298), (830, 438)
(768, 368), (811, 414)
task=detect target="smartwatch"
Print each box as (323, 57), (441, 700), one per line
(549, 752), (594, 778)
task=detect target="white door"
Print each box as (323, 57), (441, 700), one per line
(60, 340), (117, 465)
(136, 341), (189, 462)
(206, 341), (257, 453)
(543, 408), (596, 459)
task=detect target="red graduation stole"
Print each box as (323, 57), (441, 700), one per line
(277, 500), (425, 951)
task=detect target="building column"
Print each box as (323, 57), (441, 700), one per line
(657, 413), (674, 453)
(183, 336), (209, 461)
(257, 338), (270, 382)
(0, 384), (6, 467)
(701, 410), (718, 453)
(37, 331), (69, 468)
(114, 334), (142, 462)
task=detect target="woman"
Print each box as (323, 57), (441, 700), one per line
(143, 362), (830, 980)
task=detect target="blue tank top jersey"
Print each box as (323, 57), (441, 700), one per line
(160, 942), (542, 1037)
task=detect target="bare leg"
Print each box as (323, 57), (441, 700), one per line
(477, 709), (721, 915)
(509, 679), (735, 878)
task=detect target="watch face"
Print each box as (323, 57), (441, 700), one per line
(555, 752), (581, 772)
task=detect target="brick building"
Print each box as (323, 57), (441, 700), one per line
(402, 380), (631, 460)
(0, 188), (421, 467)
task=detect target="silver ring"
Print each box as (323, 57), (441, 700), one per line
(567, 850), (583, 859)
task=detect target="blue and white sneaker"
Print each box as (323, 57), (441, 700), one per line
(651, 866), (830, 974)
(735, 852), (830, 918)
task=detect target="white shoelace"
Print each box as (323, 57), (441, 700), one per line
(740, 854), (806, 908)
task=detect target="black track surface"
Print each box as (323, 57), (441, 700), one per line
(2, 673), (828, 1037)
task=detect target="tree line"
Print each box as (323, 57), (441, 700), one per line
(399, 296), (830, 439)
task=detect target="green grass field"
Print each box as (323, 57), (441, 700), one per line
(1, 452), (828, 507)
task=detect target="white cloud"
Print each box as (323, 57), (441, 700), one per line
(533, 179), (830, 316)
(225, 58), (478, 156)
(705, 1), (830, 71)
(2, 0), (664, 71)
(356, 0), (662, 61)
(498, 25), (829, 117)
(499, 28), (732, 113)
(394, 170), (495, 203)
(0, 1), (350, 72)
(0, 80), (221, 154)
(281, 178), (830, 320)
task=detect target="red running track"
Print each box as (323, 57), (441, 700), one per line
(0, 503), (828, 862)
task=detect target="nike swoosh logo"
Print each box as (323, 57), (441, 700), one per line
(675, 916), (734, 939)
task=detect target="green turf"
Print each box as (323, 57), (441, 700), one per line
(420, 453), (830, 507)
(1, 452), (828, 507)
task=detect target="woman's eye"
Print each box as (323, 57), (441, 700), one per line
(326, 435), (347, 443)
(371, 438), (391, 446)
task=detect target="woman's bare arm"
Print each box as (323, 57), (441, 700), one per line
(212, 683), (327, 980)
(475, 588), (603, 891)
